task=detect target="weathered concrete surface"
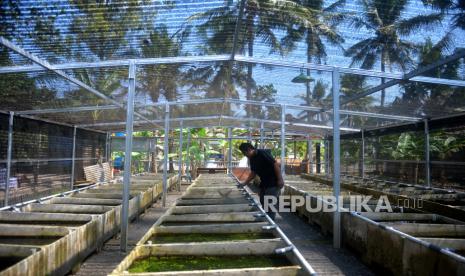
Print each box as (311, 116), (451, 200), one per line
(0, 175), (178, 276)
(70, 186), (183, 276)
(289, 175), (465, 275)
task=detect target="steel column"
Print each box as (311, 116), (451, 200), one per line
(332, 68), (341, 249)
(186, 129), (191, 181)
(154, 137), (158, 174)
(308, 136), (312, 174)
(228, 127), (233, 173)
(177, 121), (183, 191)
(424, 119), (431, 187)
(361, 129), (365, 179)
(325, 138), (330, 177)
(260, 122), (264, 149)
(120, 61), (136, 252)
(70, 126), (77, 190)
(4, 112), (14, 207)
(162, 104), (170, 207)
(105, 132), (111, 162)
(280, 105), (286, 176)
(147, 139), (152, 172)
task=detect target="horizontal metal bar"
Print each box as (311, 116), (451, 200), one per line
(362, 158), (465, 166)
(78, 114), (360, 132)
(0, 55), (231, 73)
(235, 55), (465, 87)
(1, 53), (463, 88)
(15, 114), (107, 134)
(0, 36), (159, 128)
(16, 105), (120, 115)
(13, 95), (419, 124)
(341, 48), (465, 105)
(0, 157), (98, 163)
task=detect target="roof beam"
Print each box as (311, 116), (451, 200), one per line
(77, 114), (360, 132)
(0, 55), (231, 73)
(1, 53), (463, 88)
(0, 36), (160, 128)
(235, 55), (465, 87)
(15, 97), (420, 122)
(340, 48), (465, 106)
(15, 105), (119, 115)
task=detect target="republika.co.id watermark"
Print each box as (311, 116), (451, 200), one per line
(263, 195), (423, 213)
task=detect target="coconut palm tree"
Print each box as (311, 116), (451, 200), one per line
(422, 0), (465, 31)
(187, 0), (311, 115)
(281, 0), (346, 118)
(345, 0), (442, 107)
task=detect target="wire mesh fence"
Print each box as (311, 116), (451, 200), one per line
(0, 113), (106, 206)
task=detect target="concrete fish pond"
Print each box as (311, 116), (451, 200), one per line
(110, 174), (316, 276)
(285, 175), (465, 275)
(0, 174), (177, 276)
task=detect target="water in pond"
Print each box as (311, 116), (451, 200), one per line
(128, 255), (292, 272)
(0, 256), (26, 271)
(149, 232), (275, 243)
(0, 236), (62, 245)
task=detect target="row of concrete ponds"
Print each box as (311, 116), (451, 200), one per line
(111, 174), (316, 276)
(284, 175), (465, 275)
(0, 174), (178, 276)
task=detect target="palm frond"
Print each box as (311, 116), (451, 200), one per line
(396, 13), (443, 36)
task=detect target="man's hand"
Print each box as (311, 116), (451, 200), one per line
(277, 178), (284, 188)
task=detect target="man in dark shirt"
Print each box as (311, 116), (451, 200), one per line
(238, 143), (284, 220)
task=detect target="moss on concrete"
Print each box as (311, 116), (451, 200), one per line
(150, 232), (275, 243)
(128, 255), (292, 272)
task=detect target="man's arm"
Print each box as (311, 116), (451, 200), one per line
(274, 162), (284, 188)
(240, 171), (256, 187)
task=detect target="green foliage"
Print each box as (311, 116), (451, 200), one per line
(129, 255), (291, 272)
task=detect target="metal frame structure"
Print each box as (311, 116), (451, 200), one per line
(0, 14), (462, 251)
(120, 61), (136, 252)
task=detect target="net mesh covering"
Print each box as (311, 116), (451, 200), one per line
(0, 0), (463, 135)
(0, 113), (105, 206)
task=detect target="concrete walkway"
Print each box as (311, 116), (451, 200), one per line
(73, 180), (374, 276)
(275, 212), (375, 275)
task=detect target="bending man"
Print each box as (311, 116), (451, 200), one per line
(238, 143), (284, 220)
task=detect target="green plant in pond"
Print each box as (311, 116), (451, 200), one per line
(128, 255), (292, 272)
(150, 233), (275, 243)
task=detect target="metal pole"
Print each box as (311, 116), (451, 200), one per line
(147, 139), (152, 173)
(154, 137), (158, 174)
(280, 105), (286, 176)
(4, 112), (14, 207)
(325, 138), (330, 177)
(120, 60), (136, 252)
(105, 132), (110, 162)
(186, 129), (191, 181)
(361, 129), (365, 179)
(332, 68), (341, 249)
(70, 126), (77, 190)
(177, 121), (183, 191)
(424, 119), (431, 188)
(228, 127), (233, 173)
(162, 103), (170, 207)
(308, 136), (312, 174)
(259, 122), (264, 149)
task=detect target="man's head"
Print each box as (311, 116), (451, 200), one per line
(239, 142), (256, 158)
